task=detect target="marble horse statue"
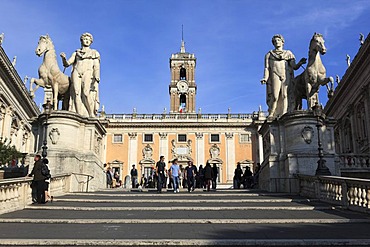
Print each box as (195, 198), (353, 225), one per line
(289, 33), (333, 111)
(30, 35), (70, 110)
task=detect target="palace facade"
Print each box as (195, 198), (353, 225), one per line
(0, 44), (39, 164)
(324, 33), (370, 178)
(100, 41), (266, 183)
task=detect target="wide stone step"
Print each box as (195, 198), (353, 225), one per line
(1, 208), (365, 220)
(1, 222), (370, 246)
(1, 239), (370, 246)
(1, 190), (369, 246)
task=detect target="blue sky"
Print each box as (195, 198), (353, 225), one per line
(1, 0), (369, 114)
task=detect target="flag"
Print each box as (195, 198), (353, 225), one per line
(179, 103), (185, 113)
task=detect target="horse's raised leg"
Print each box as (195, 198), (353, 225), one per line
(29, 78), (45, 98)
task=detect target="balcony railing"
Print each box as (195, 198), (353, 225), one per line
(101, 112), (266, 122)
(298, 174), (370, 214)
(0, 174), (71, 215)
(338, 154), (370, 169)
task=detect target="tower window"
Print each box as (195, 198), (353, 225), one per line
(179, 94), (186, 113)
(180, 67), (186, 80)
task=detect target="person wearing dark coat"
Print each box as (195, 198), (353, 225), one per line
(29, 155), (47, 204)
(233, 163), (243, 189)
(212, 164), (218, 189)
(204, 162), (213, 192)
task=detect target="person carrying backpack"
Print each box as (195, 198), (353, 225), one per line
(42, 158), (53, 202)
(28, 155), (48, 204)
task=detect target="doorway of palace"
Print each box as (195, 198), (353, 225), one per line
(108, 160), (124, 186)
(238, 159), (254, 173)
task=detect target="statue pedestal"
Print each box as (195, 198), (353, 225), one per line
(259, 111), (338, 193)
(34, 111), (106, 192)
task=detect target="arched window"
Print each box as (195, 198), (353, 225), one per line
(180, 67), (186, 80)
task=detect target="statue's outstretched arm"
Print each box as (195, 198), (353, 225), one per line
(60, 52), (76, 67)
(291, 57), (307, 70)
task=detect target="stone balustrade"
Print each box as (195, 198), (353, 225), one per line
(101, 112), (265, 122)
(298, 174), (370, 213)
(0, 173), (71, 215)
(338, 154), (370, 168)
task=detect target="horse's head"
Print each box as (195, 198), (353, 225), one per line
(35, 35), (53, 57)
(310, 33), (326, 55)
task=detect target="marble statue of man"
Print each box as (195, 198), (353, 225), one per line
(60, 33), (100, 117)
(261, 34), (306, 118)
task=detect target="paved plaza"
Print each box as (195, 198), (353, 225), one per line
(0, 188), (370, 246)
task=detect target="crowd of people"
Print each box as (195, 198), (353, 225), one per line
(233, 163), (260, 189)
(147, 157), (220, 193)
(104, 156), (260, 192)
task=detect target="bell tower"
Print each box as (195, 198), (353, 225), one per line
(169, 39), (197, 113)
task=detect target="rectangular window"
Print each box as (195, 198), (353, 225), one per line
(113, 134), (123, 143)
(144, 134), (153, 143)
(210, 134), (220, 143)
(240, 134), (251, 143)
(178, 134), (187, 142)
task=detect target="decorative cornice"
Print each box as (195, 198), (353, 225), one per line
(0, 46), (39, 117)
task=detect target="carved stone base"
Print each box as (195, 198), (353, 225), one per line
(258, 111), (338, 192)
(33, 111), (106, 192)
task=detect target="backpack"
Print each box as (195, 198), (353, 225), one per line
(41, 163), (51, 179)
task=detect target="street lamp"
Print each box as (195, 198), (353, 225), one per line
(41, 100), (53, 159)
(312, 103), (331, 176)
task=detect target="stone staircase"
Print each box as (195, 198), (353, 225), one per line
(0, 188), (370, 246)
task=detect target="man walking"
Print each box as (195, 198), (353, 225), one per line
(130, 164), (138, 189)
(156, 156), (166, 193)
(185, 161), (196, 192)
(170, 159), (180, 193)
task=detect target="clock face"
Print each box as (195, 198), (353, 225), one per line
(177, 80), (189, 93)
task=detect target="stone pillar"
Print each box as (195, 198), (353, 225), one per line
(159, 132), (168, 159)
(185, 94), (189, 112)
(364, 87), (370, 149)
(348, 110), (357, 153)
(258, 111), (338, 192)
(192, 64), (196, 83)
(32, 110), (106, 192)
(225, 132), (235, 183)
(258, 131), (264, 165)
(43, 87), (53, 105)
(171, 67), (175, 81)
(128, 132), (138, 175)
(0, 109), (4, 139)
(195, 132), (204, 166)
(3, 106), (13, 139)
